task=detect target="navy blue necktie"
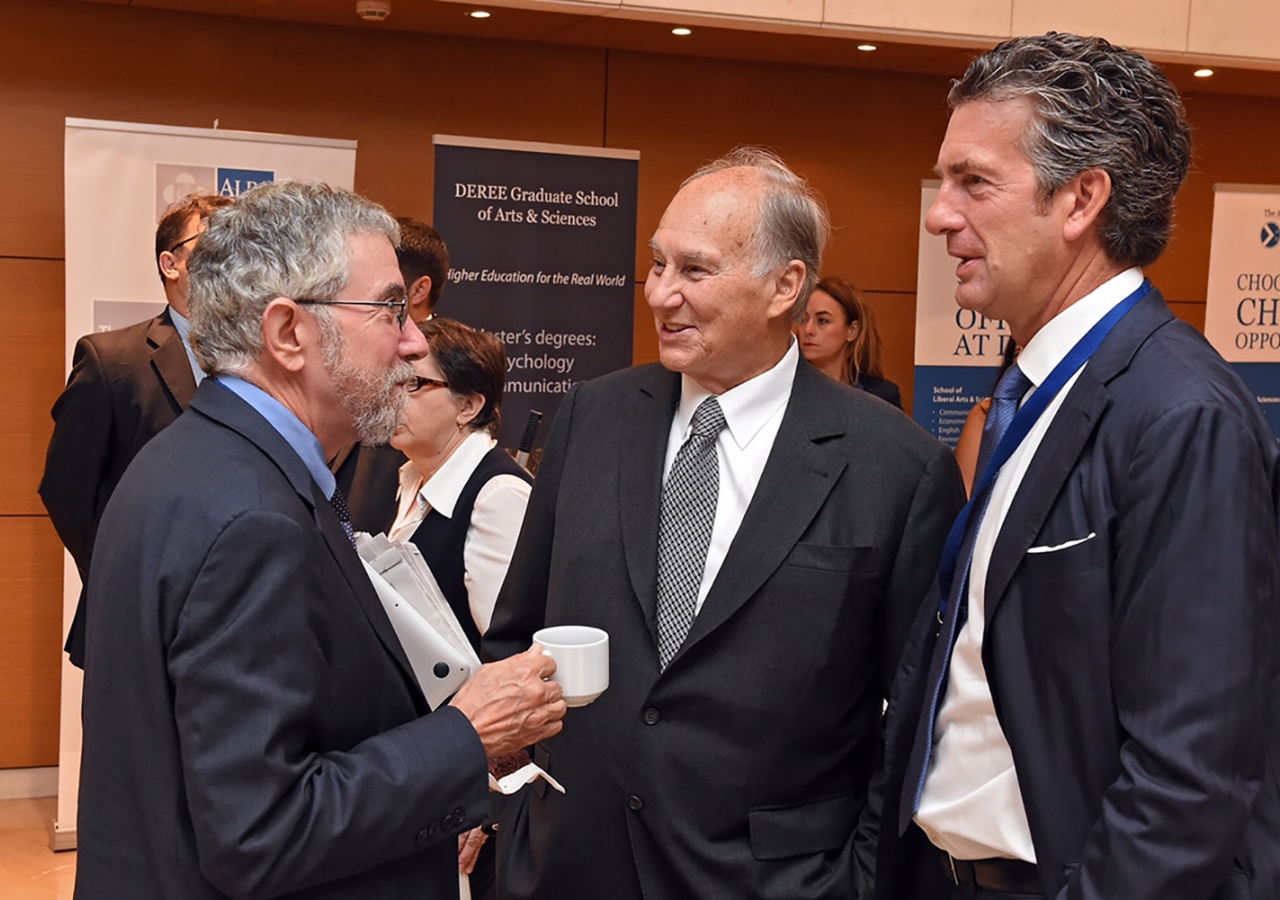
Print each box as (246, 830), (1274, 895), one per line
(330, 486), (357, 548)
(900, 363), (1031, 829)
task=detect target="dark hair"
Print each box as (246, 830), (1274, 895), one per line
(420, 317), (505, 436)
(155, 193), (234, 284)
(949, 32), (1191, 267)
(815, 276), (884, 385)
(396, 217), (450, 311)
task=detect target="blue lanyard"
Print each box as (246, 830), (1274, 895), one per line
(936, 279), (1152, 613)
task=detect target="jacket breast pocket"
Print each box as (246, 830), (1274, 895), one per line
(785, 542), (878, 574)
(1017, 531), (1104, 585)
(748, 793), (859, 860)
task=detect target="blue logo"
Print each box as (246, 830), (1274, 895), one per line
(1262, 222), (1280, 249)
(217, 167), (274, 197)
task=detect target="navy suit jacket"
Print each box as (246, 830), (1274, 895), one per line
(877, 289), (1280, 900)
(75, 380), (489, 900)
(39, 308), (197, 666)
(485, 359), (964, 900)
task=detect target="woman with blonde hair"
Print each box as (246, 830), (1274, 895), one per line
(798, 275), (902, 408)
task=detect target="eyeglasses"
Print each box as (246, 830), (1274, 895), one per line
(167, 232), (201, 254)
(295, 297), (409, 328)
(407, 375), (450, 393)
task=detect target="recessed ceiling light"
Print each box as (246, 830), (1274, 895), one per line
(355, 0), (391, 21)
(469, 9), (491, 18)
(672, 27), (692, 36)
(1194, 68), (1213, 78)
(856, 43), (877, 52)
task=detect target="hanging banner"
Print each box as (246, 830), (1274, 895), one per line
(432, 135), (639, 449)
(57, 118), (357, 847)
(913, 180), (1011, 447)
(1204, 183), (1280, 437)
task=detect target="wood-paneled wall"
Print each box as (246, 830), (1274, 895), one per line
(2, 0), (1278, 766)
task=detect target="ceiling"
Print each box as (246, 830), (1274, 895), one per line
(78, 0), (1280, 98)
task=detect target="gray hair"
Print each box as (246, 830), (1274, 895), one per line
(684, 147), (830, 320)
(187, 181), (399, 376)
(950, 32), (1192, 268)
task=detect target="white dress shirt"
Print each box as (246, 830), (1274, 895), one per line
(387, 431), (532, 634)
(916, 267), (1146, 862)
(664, 340), (798, 615)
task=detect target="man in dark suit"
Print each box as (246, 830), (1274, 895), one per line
(40, 192), (232, 667)
(337, 217), (451, 533)
(877, 33), (1280, 900)
(74, 182), (566, 899)
(484, 148), (965, 899)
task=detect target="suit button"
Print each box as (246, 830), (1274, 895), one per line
(627, 794), (644, 811)
(416, 828), (428, 844)
(642, 707), (660, 725)
(452, 807), (466, 827)
(427, 823), (441, 838)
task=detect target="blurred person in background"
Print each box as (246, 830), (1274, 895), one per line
(798, 275), (903, 408)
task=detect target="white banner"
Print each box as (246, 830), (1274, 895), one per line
(912, 180), (1011, 446)
(1204, 183), (1280, 437)
(56, 119), (357, 847)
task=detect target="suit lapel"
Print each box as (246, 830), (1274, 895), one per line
(983, 291), (1174, 626)
(619, 368), (680, 645)
(312, 483), (422, 699)
(148, 311), (198, 410)
(189, 382), (424, 704)
(675, 363), (847, 662)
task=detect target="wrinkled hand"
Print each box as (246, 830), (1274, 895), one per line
(450, 644), (566, 759)
(458, 826), (488, 874)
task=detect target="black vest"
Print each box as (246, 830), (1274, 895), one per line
(408, 447), (533, 654)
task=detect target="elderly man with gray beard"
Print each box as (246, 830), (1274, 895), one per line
(74, 181), (566, 900)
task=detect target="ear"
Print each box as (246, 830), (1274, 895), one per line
(158, 250), (182, 283)
(846, 319), (862, 344)
(766, 260), (806, 321)
(1061, 167), (1112, 244)
(406, 275), (434, 324)
(455, 392), (484, 429)
(260, 298), (308, 374)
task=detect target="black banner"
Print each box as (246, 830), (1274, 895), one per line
(432, 136), (639, 449)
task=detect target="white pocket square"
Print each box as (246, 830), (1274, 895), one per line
(1027, 532), (1097, 554)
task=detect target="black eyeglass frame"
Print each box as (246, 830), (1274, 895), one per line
(166, 232), (201, 254)
(406, 375), (450, 393)
(295, 298), (409, 329)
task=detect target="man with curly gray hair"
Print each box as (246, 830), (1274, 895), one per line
(878, 32), (1280, 900)
(74, 181), (567, 900)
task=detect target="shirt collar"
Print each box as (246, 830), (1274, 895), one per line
(214, 375), (336, 498)
(167, 305), (206, 385)
(1017, 267), (1144, 388)
(675, 338), (799, 450)
(401, 431), (497, 520)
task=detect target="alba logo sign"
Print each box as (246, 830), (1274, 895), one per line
(155, 163), (275, 220)
(1262, 221), (1280, 249)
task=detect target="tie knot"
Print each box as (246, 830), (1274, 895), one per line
(689, 397), (727, 441)
(993, 363), (1031, 403)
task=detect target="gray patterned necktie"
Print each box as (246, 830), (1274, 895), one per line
(656, 396), (728, 669)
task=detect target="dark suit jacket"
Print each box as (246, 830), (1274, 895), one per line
(75, 380), (489, 900)
(856, 374), (903, 410)
(334, 442), (408, 535)
(484, 360), (964, 900)
(876, 289), (1280, 900)
(38, 308), (197, 667)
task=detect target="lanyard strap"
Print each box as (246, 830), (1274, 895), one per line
(936, 279), (1152, 608)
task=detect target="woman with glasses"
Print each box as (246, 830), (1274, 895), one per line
(387, 317), (533, 653)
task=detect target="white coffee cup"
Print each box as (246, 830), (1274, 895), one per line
(533, 625), (609, 707)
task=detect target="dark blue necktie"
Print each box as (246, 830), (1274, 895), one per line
(900, 363), (1031, 829)
(329, 486), (356, 548)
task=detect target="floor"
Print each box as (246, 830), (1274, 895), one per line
(0, 798), (75, 899)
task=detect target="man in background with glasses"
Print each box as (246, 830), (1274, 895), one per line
(40, 191), (232, 668)
(74, 181), (566, 900)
